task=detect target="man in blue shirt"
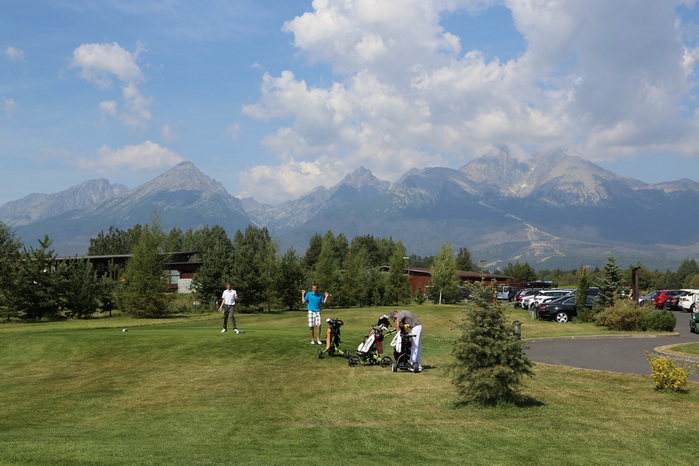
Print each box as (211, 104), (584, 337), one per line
(302, 283), (330, 345)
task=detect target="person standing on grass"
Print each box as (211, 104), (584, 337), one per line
(218, 281), (240, 334)
(390, 309), (423, 372)
(301, 283), (330, 345)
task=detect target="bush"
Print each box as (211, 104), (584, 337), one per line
(594, 299), (641, 330)
(637, 309), (676, 332)
(646, 353), (693, 392)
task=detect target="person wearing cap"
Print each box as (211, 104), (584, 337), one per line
(390, 309), (423, 372)
(301, 283), (330, 345)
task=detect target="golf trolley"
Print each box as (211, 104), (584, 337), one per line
(348, 315), (394, 368)
(390, 326), (419, 373)
(316, 317), (350, 359)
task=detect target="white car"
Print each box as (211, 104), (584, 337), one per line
(678, 290), (699, 312)
(527, 289), (575, 310)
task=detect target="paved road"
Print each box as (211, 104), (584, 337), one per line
(525, 310), (699, 380)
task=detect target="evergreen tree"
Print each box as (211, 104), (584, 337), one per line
(677, 259), (699, 287)
(451, 283), (533, 405)
(0, 222), (22, 320)
(384, 242), (411, 305)
(115, 218), (171, 317)
(575, 265), (592, 322)
(63, 259), (101, 318)
(428, 242), (460, 304)
(192, 228), (233, 308)
(13, 235), (63, 320)
(594, 254), (624, 311)
(277, 248), (304, 311)
(303, 233), (323, 271)
(230, 225), (276, 311)
(337, 247), (370, 307)
(502, 261), (538, 282)
(165, 227), (185, 252)
(312, 231), (340, 294)
(455, 247), (475, 272)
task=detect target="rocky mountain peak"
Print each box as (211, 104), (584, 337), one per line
(130, 161), (228, 197)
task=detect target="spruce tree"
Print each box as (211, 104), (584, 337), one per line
(13, 235), (63, 320)
(115, 218), (171, 317)
(0, 222), (22, 320)
(192, 229), (233, 308)
(594, 254), (624, 311)
(451, 283), (533, 405)
(63, 259), (101, 319)
(276, 248), (304, 311)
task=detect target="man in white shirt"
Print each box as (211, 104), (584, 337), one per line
(218, 282), (240, 334)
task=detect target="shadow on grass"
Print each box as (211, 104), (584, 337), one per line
(451, 394), (546, 409)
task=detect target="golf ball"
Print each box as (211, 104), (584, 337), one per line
(122, 328), (128, 332)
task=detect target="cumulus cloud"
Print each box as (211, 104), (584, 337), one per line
(241, 0), (699, 202)
(70, 42), (152, 129)
(77, 141), (184, 172)
(5, 46), (26, 62)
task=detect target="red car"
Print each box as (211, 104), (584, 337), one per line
(653, 290), (682, 308)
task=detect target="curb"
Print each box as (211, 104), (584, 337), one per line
(525, 332), (680, 343)
(651, 347), (699, 364)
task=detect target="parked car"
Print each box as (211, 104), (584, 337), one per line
(496, 285), (520, 301)
(514, 289), (542, 308)
(663, 293), (684, 311)
(678, 290), (699, 312)
(528, 289), (575, 310)
(536, 295), (594, 323)
(653, 290), (682, 308)
(638, 291), (659, 306)
(690, 308), (699, 333)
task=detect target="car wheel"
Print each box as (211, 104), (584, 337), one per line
(555, 311), (570, 323)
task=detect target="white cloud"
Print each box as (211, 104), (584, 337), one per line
(241, 0), (699, 202)
(5, 46), (26, 62)
(77, 141), (184, 172)
(70, 42), (152, 129)
(3, 97), (17, 118)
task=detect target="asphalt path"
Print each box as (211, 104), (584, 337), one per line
(525, 310), (699, 380)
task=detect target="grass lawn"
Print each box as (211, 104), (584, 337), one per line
(1, 303), (698, 465)
(662, 342), (699, 357)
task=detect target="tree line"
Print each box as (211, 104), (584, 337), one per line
(2, 217), (698, 321)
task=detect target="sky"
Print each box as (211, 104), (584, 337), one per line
(2, 0), (699, 206)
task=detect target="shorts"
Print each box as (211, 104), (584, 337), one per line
(308, 311), (321, 327)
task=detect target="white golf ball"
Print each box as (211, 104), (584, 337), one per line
(122, 328), (128, 332)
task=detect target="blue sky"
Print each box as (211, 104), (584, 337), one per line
(2, 0), (699, 206)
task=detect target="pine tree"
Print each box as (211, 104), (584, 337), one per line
(455, 247), (475, 272)
(0, 222), (22, 320)
(13, 235), (63, 320)
(451, 283), (533, 405)
(115, 217), (171, 317)
(575, 265), (592, 322)
(594, 254), (624, 311)
(230, 225), (277, 311)
(192, 228), (233, 308)
(63, 259), (101, 318)
(384, 241), (411, 305)
(428, 241), (460, 304)
(312, 231), (340, 294)
(277, 248), (304, 311)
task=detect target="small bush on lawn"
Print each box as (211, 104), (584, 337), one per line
(637, 309), (676, 332)
(646, 352), (693, 392)
(595, 299), (641, 330)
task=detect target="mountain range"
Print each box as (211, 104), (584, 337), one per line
(3, 149), (699, 270)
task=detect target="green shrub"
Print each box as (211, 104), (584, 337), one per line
(637, 309), (676, 332)
(594, 299), (641, 330)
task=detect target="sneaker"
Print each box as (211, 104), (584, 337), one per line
(234, 329), (241, 334)
(316, 340), (323, 345)
(310, 340), (316, 345)
(221, 328), (227, 333)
